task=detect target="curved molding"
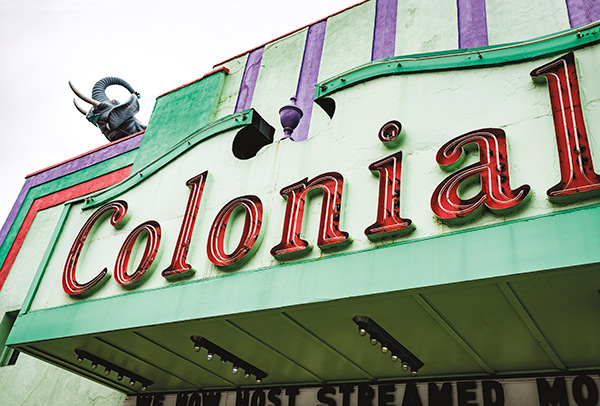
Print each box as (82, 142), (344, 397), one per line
(82, 109), (271, 210)
(315, 21), (600, 107)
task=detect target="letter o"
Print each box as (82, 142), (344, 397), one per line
(573, 375), (598, 406)
(207, 195), (263, 268)
(114, 220), (162, 287)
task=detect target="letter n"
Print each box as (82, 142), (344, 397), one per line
(271, 172), (349, 259)
(431, 128), (530, 223)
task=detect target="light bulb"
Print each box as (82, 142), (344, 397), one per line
(244, 373), (250, 379)
(401, 362), (409, 371)
(207, 353), (213, 361)
(381, 346), (389, 354)
(358, 328), (367, 336)
(77, 356), (84, 363)
(256, 379), (262, 384)
(232, 366), (239, 375)
(91, 363), (97, 370)
(391, 355), (398, 362)
(220, 357), (226, 364)
(370, 338), (377, 345)
(117, 374), (123, 381)
(194, 345), (201, 352)
(411, 370), (418, 376)
(104, 369), (111, 376)
(130, 380), (136, 386)
(141, 386), (147, 392)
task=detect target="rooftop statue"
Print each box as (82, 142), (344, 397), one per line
(69, 77), (147, 142)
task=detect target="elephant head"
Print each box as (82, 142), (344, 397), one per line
(69, 77), (147, 142)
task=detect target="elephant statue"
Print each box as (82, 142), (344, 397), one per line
(69, 77), (147, 142)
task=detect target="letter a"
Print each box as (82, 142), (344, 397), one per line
(431, 128), (530, 222)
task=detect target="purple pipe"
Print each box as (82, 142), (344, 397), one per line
(372, 0), (398, 61)
(293, 20), (328, 142)
(457, 0), (489, 48)
(235, 47), (265, 113)
(566, 0), (600, 28)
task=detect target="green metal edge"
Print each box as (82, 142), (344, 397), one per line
(19, 203), (72, 315)
(82, 109), (257, 211)
(315, 21), (600, 100)
(0, 151), (138, 273)
(8, 203), (600, 345)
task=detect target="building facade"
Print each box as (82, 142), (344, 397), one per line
(1, 1), (600, 405)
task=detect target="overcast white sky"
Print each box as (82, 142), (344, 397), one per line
(0, 0), (357, 230)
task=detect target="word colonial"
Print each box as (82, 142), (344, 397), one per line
(63, 53), (600, 297)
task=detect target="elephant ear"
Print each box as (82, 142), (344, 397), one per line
(107, 94), (141, 130)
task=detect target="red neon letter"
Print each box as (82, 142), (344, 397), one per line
(114, 220), (162, 287)
(206, 195), (263, 268)
(365, 152), (414, 240)
(531, 52), (600, 202)
(431, 128), (530, 222)
(271, 172), (349, 259)
(63, 200), (128, 296)
(162, 171), (208, 280)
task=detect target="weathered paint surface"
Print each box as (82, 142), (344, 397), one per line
(0, 206), (125, 406)
(2, 0), (600, 403)
(19, 42), (600, 312)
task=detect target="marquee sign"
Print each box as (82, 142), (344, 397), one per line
(7, 24), (600, 396)
(56, 52), (600, 298)
(126, 374), (600, 406)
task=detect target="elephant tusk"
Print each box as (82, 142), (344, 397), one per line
(73, 98), (89, 115)
(68, 81), (99, 107)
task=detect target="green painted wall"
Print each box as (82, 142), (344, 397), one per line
(396, 0), (458, 55)
(0, 206), (124, 405)
(2, 1), (600, 403)
(131, 69), (228, 173)
(486, 0), (570, 45)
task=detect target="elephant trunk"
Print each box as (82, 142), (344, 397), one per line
(91, 77), (138, 103)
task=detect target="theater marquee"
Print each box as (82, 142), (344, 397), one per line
(127, 375), (600, 406)
(7, 20), (600, 398)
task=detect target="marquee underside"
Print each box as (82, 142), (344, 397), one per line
(9, 205), (600, 394)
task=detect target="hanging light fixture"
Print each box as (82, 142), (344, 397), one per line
(353, 316), (424, 375)
(190, 336), (268, 384)
(74, 349), (153, 392)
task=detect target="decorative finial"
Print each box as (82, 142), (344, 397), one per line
(279, 97), (303, 139)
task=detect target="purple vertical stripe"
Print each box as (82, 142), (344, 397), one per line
(0, 180), (34, 248)
(372, 0), (398, 61)
(566, 0), (600, 28)
(457, 0), (489, 48)
(235, 47), (264, 113)
(293, 20), (327, 142)
(0, 133), (143, 248)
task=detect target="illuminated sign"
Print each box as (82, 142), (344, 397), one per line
(59, 52), (600, 297)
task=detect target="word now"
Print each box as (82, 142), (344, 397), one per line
(63, 52), (600, 296)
